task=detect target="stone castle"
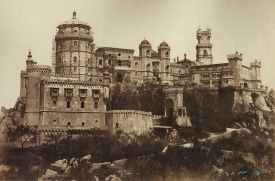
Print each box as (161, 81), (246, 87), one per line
(18, 12), (266, 142)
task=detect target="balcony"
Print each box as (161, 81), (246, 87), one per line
(52, 92), (59, 97)
(80, 93), (87, 98)
(66, 92), (73, 97)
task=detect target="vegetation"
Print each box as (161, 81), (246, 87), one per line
(107, 77), (165, 115)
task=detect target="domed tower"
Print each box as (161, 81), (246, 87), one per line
(158, 41), (171, 84)
(139, 39), (152, 81)
(54, 11), (94, 80)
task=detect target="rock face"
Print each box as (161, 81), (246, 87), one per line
(0, 98), (26, 142)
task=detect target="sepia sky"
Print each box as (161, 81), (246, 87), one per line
(0, 0), (275, 108)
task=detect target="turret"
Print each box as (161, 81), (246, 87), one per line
(26, 51), (34, 68)
(250, 59), (262, 89)
(158, 41), (171, 84)
(227, 52), (243, 87)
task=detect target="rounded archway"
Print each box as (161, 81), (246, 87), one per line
(244, 82), (248, 88)
(117, 73), (123, 83)
(165, 98), (174, 118)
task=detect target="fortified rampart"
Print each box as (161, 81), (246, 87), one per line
(106, 110), (153, 135)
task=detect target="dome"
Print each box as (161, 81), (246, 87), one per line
(57, 11), (90, 28)
(159, 41), (169, 47)
(151, 49), (158, 57)
(140, 39), (150, 45)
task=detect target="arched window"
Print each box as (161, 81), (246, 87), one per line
(166, 65), (169, 72)
(118, 60), (122, 66)
(74, 30), (77, 33)
(179, 70), (181, 74)
(81, 122), (85, 126)
(146, 49), (150, 56)
(165, 52), (169, 57)
(108, 60), (111, 65)
(146, 63), (150, 71)
(135, 62), (138, 68)
(95, 120), (98, 123)
(94, 102), (98, 109)
(67, 122), (71, 126)
(74, 41), (77, 46)
(59, 58), (62, 63)
(99, 59), (103, 65)
(81, 101), (84, 108)
(74, 57), (77, 62)
(66, 101), (70, 108)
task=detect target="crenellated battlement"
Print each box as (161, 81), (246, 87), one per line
(227, 52), (243, 60)
(107, 110), (152, 116)
(250, 60), (261, 67)
(42, 77), (102, 87)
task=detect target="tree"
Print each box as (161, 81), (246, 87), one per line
(13, 124), (34, 148)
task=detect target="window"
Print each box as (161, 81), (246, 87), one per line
(146, 63), (150, 71)
(74, 30), (77, 33)
(135, 72), (138, 76)
(66, 101), (70, 108)
(116, 123), (119, 128)
(146, 49), (150, 56)
(118, 60), (122, 66)
(59, 58), (62, 63)
(74, 67), (76, 71)
(74, 41), (77, 46)
(179, 70), (181, 74)
(166, 65), (169, 72)
(108, 60), (111, 65)
(165, 52), (169, 57)
(118, 53), (121, 56)
(185, 65), (188, 68)
(81, 122), (85, 126)
(67, 122), (71, 126)
(135, 62), (138, 68)
(81, 101), (84, 108)
(53, 100), (57, 107)
(74, 57), (77, 62)
(95, 120), (98, 123)
(53, 119), (57, 123)
(94, 102), (98, 109)
(99, 59), (103, 65)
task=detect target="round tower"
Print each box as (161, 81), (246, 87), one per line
(55, 11), (94, 80)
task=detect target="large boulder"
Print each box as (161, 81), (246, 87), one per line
(83, 155), (91, 160)
(105, 174), (121, 181)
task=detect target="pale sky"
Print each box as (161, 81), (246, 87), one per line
(0, 0), (275, 108)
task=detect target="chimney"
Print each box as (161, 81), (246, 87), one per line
(184, 54), (187, 59)
(177, 56), (179, 62)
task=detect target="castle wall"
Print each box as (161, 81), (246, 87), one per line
(106, 110), (153, 135)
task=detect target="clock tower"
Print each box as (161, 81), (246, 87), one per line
(196, 28), (213, 65)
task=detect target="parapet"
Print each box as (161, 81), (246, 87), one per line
(42, 77), (102, 86)
(227, 52), (243, 60)
(250, 60), (261, 67)
(27, 64), (51, 73)
(107, 110), (152, 116)
(197, 28), (211, 37)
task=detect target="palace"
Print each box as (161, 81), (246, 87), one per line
(18, 12), (264, 139)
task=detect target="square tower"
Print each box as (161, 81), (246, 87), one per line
(196, 28), (213, 65)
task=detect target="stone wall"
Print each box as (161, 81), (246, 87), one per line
(106, 110), (153, 135)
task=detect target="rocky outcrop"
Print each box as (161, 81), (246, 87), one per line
(0, 98), (25, 142)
